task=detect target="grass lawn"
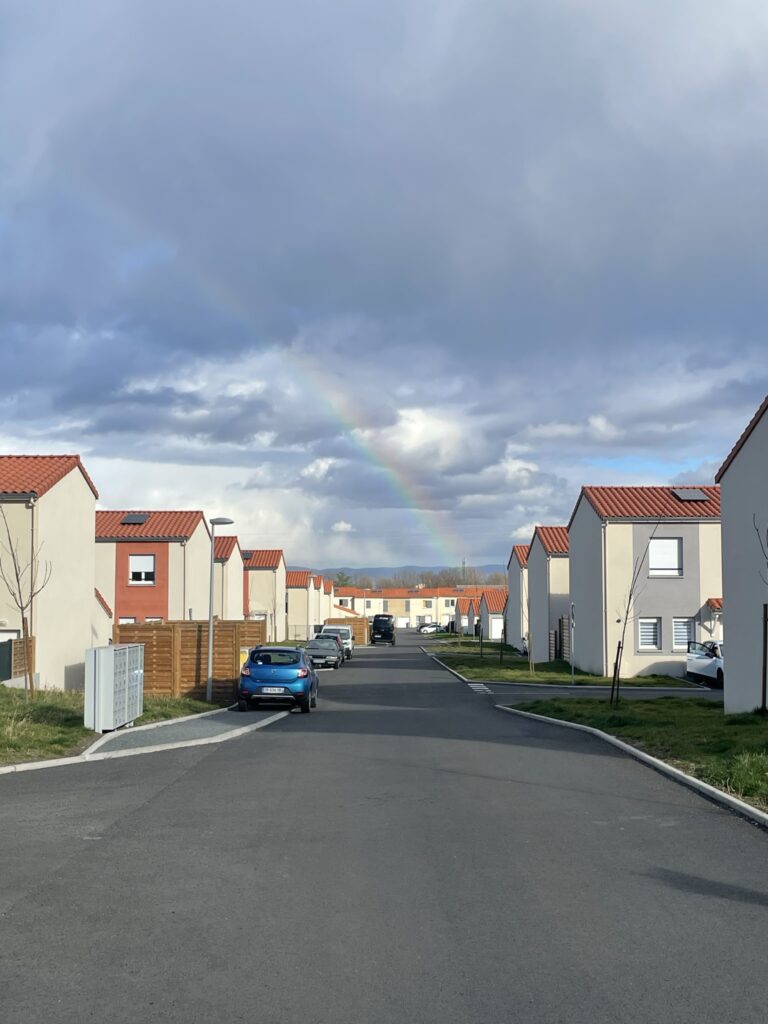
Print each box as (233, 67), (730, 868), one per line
(510, 696), (768, 810)
(0, 688), (231, 766)
(435, 654), (694, 687)
(425, 638), (519, 655)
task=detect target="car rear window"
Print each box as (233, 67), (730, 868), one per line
(250, 650), (301, 665)
(308, 639), (337, 649)
(373, 616), (393, 626)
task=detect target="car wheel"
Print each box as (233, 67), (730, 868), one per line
(310, 690), (317, 708)
(716, 669), (724, 688)
(391, 640), (396, 646)
(237, 699), (248, 712)
(299, 693), (311, 713)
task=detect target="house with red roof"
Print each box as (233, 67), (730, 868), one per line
(479, 589), (508, 640)
(715, 396), (768, 710)
(286, 569), (315, 641)
(213, 536), (245, 621)
(455, 596), (472, 635)
(568, 485), (722, 679)
(467, 598), (481, 637)
(0, 455), (99, 689)
(322, 577), (335, 621)
(241, 549), (287, 641)
(505, 545), (530, 650)
(527, 526), (570, 662)
(95, 510), (211, 625)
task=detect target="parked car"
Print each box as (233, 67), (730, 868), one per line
(371, 613), (396, 645)
(305, 636), (343, 670)
(314, 629), (344, 656)
(320, 625), (354, 659)
(238, 646), (318, 712)
(418, 622), (442, 634)
(687, 640), (724, 687)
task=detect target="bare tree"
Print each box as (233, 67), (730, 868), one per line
(0, 505), (52, 699)
(610, 523), (660, 706)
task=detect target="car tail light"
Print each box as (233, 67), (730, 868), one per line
(241, 665), (251, 676)
(297, 667), (309, 678)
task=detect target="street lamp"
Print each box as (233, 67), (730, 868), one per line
(207, 516), (234, 703)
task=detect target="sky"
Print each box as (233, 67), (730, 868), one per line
(3, 0), (768, 567)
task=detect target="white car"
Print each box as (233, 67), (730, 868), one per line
(418, 622), (442, 634)
(686, 641), (724, 687)
(319, 626), (354, 659)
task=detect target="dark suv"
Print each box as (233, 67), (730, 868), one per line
(371, 614), (396, 646)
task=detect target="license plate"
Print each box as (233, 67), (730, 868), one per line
(262, 687), (285, 694)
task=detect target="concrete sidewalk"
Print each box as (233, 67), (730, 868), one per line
(89, 705), (285, 755)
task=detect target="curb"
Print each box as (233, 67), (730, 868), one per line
(423, 651), (710, 694)
(0, 710), (289, 777)
(85, 703), (237, 756)
(495, 704), (768, 831)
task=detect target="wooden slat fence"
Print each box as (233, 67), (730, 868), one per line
(112, 620), (267, 699)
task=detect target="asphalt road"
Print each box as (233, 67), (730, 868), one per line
(2, 632), (768, 1023)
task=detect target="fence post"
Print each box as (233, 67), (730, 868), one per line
(172, 624), (182, 698)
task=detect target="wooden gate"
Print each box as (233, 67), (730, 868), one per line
(112, 620), (267, 699)
(323, 616), (370, 645)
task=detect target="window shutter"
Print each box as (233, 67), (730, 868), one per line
(639, 618), (660, 649)
(673, 618), (693, 649)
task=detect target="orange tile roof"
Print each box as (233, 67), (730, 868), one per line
(96, 510), (205, 541)
(243, 549), (283, 570)
(214, 536), (240, 562)
(286, 570), (312, 588)
(716, 396), (768, 482)
(578, 486), (720, 522)
(323, 579), (333, 594)
(334, 584), (506, 599)
(533, 526), (569, 555)
(507, 544), (529, 569)
(707, 597), (723, 612)
(333, 603), (361, 616)
(312, 575), (323, 589)
(456, 597), (471, 614)
(94, 587), (113, 619)
(0, 455), (99, 500)
(481, 589), (508, 613)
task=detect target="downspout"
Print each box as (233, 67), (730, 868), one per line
(602, 521), (608, 676)
(273, 568), (276, 641)
(29, 498), (36, 635)
(181, 540), (187, 620)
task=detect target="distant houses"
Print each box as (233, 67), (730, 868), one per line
(505, 545), (529, 651)
(526, 526), (570, 663)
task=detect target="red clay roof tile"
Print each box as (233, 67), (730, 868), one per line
(286, 570), (312, 588)
(243, 549), (283, 570)
(0, 455), (98, 500)
(580, 486), (720, 521)
(707, 597), (723, 612)
(481, 589), (508, 613)
(214, 536), (240, 562)
(96, 510), (205, 541)
(533, 526), (569, 555)
(94, 588), (113, 618)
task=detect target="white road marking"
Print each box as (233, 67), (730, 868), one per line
(467, 682), (493, 694)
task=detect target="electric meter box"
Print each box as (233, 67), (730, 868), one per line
(84, 643), (144, 733)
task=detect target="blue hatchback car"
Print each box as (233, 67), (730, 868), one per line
(238, 647), (318, 713)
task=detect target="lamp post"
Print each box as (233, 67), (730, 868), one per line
(207, 516), (234, 703)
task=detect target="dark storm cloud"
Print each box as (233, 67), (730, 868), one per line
(3, 0), (768, 562)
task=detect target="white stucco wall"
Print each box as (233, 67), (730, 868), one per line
(505, 559), (527, 650)
(698, 522), (723, 642)
(33, 469), (96, 689)
(721, 412), (768, 711)
(94, 541), (116, 617)
(569, 499), (606, 675)
(214, 551), (244, 620)
(91, 594), (113, 648)
(526, 538), (549, 663)
(168, 520), (210, 621)
(287, 586), (312, 641)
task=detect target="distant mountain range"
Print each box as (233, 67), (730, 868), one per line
(289, 564), (506, 579)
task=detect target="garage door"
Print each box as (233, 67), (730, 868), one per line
(396, 617), (409, 628)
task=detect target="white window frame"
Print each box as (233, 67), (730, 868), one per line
(648, 538), (683, 578)
(118, 617), (137, 625)
(672, 617), (694, 651)
(638, 617), (661, 651)
(383, 600), (389, 612)
(145, 617), (163, 624)
(129, 553), (156, 586)
(365, 600), (371, 609)
(424, 600), (433, 609)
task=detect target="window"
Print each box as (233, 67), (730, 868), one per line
(638, 618), (661, 650)
(339, 598), (349, 607)
(118, 617), (136, 625)
(383, 600), (389, 612)
(129, 553), (155, 585)
(424, 600), (432, 609)
(405, 600), (410, 611)
(445, 598), (455, 607)
(145, 617), (163, 623)
(365, 600), (371, 609)
(673, 617), (694, 650)
(648, 538), (682, 577)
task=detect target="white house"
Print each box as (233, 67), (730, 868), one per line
(527, 526), (570, 662)
(505, 545), (529, 651)
(455, 596), (471, 634)
(568, 486), (722, 679)
(242, 549), (287, 641)
(286, 570), (314, 641)
(213, 536), (245, 621)
(716, 397), (768, 711)
(479, 589), (507, 640)
(0, 455), (99, 690)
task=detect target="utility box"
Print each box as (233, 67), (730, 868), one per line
(84, 644), (144, 733)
